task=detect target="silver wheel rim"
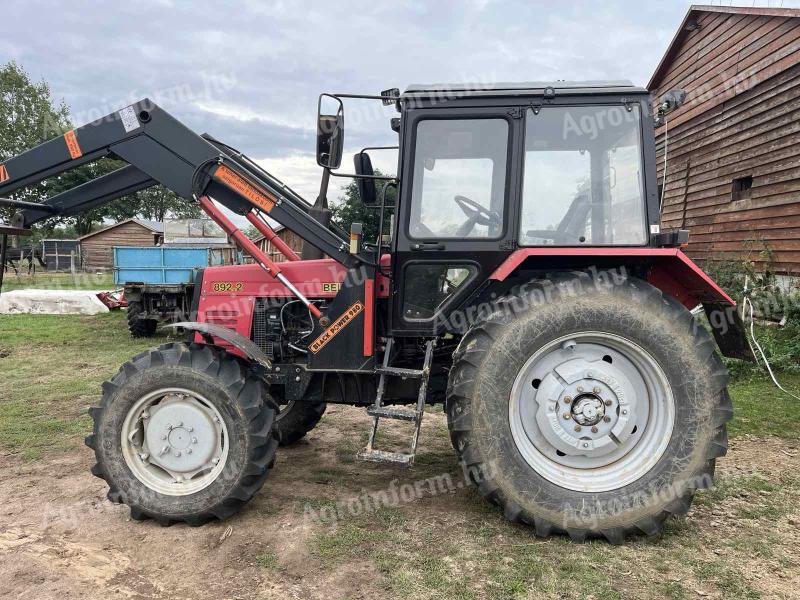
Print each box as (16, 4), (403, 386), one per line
(509, 332), (675, 493)
(121, 388), (229, 496)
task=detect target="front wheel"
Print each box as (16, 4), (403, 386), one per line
(446, 274), (732, 543)
(86, 342), (279, 525)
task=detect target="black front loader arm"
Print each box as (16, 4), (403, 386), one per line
(0, 99), (358, 267)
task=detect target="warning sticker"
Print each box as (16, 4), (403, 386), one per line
(0, 164), (9, 183)
(64, 130), (82, 159)
(214, 165), (276, 213)
(308, 301), (364, 354)
(119, 106), (140, 133)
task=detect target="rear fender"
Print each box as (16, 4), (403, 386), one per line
(489, 248), (755, 362)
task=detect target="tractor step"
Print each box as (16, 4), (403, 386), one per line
(357, 449), (414, 465)
(367, 406), (419, 421)
(358, 338), (436, 466)
(376, 366), (425, 379)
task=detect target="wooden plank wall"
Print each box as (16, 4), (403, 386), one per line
(255, 228), (303, 263)
(80, 222), (157, 271)
(652, 11), (800, 274)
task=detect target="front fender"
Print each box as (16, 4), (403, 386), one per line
(489, 248), (755, 362)
(164, 321), (272, 369)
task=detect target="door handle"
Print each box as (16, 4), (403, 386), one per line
(411, 242), (445, 251)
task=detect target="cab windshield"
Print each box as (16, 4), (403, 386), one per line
(520, 105), (647, 246)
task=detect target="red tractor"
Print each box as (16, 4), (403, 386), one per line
(0, 81), (753, 542)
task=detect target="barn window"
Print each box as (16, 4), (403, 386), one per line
(731, 176), (753, 201)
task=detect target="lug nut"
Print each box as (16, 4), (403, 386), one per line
(192, 437), (198, 444)
(603, 416), (611, 423)
(593, 387), (601, 394)
(622, 409), (628, 416)
(174, 450), (181, 458)
(161, 434), (167, 441)
(574, 425), (581, 432)
(186, 448), (192, 455)
(563, 396), (572, 404)
(139, 453), (149, 460)
(563, 412), (571, 420)
(187, 426), (193, 432)
(591, 426), (598, 433)
(141, 412), (149, 420)
(213, 457), (220, 465)
(605, 400), (612, 406)
(577, 386), (584, 393)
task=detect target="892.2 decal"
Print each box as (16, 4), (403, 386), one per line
(211, 282), (244, 292)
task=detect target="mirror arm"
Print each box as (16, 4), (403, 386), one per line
(315, 167), (331, 210)
(328, 172), (396, 181)
(359, 146), (399, 154)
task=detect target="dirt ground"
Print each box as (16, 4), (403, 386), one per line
(1, 404), (799, 600)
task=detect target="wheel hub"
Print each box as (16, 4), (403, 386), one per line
(145, 399), (219, 474)
(571, 394), (605, 426)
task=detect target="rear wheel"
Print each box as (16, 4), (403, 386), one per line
(273, 397), (327, 446)
(127, 301), (158, 338)
(86, 342), (278, 525)
(446, 274), (732, 542)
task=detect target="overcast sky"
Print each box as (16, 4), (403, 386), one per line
(3, 0), (799, 214)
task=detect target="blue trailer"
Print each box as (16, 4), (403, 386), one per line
(114, 246), (237, 337)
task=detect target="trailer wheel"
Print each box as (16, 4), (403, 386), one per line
(446, 274), (732, 543)
(274, 399), (327, 446)
(127, 301), (158, 338)
(85, 342), (278, 525)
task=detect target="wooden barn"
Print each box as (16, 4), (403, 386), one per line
(252, 223), (303, 263)
(79, 219), (162, 271)
(650, 5), (800, 280)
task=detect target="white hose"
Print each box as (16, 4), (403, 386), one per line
(742, 276), (800, 401)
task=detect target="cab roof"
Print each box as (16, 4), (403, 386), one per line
(402, 80), (646, 99)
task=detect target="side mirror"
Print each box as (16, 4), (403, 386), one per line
(317, 94), (344, 169)
(354, 152), (377, 205)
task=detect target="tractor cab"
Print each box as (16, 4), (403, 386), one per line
(319, 81), (662, 335)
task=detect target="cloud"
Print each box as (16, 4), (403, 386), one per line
(10, 0), (795, 220)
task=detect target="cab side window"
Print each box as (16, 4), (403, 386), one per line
(409, 119), (508, 239)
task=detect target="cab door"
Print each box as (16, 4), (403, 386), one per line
(390, 107), (522, 336)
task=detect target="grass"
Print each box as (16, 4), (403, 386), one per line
(255, 550), (284, 571)
(727, 372), (800, 438)
(0, 312), (174, 459)
(1, 271), (115, 291)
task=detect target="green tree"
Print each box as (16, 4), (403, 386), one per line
(0, 62), (199, 236)
(0, 61), (70, 212)
(330, 172), (396, 242)
(243, 224), (261, 240)
(104, 186), (201, 224)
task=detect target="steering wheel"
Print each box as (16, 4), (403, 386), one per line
(453, 195), (501, 237)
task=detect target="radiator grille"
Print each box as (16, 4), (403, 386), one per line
(252, 298), (272, 358)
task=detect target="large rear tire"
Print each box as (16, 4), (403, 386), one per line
(86, 342), (279, 525)
(127, 301), (158, 338)
(446, 274), (732, 543)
